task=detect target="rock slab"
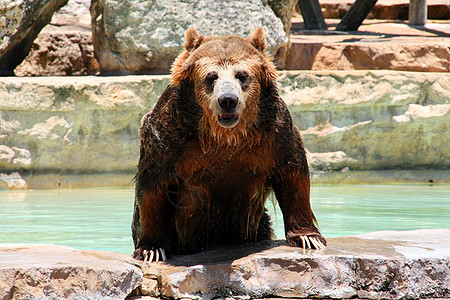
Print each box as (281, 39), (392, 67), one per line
(318, 0), (450, 19)
(139, 229), (450, 299)
(0, 244), (142, 299)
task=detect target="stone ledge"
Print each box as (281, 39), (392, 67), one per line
(0, 244), (142, 299)
(138, 229), (450, 299)
(1, 230), (449, 299)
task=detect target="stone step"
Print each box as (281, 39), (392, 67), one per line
(286, 19), (450, 72)
(1, 229), (449, 299)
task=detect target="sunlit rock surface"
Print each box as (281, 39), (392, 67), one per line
(0, 71), (448, 188)
(137, 229), (450, 299)
(1, 230), (448, 299)
(0, 244), (142, 299)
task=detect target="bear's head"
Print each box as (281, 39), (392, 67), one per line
(171, 28), (278, 145)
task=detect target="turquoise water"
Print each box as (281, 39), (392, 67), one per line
(1, 185), (449, 254)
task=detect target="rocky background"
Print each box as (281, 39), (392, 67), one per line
(2, 0), (295, 76)
(2, 0), (449, 76)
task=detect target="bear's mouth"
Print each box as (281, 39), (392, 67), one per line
(218, 113), (239, 127)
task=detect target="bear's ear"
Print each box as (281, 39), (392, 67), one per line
(246, 27), (266, 52)
(185, 28), (204, 51)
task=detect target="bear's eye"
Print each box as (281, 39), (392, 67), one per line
(235, 71), (249, 85)
(205, 71), (218, 87)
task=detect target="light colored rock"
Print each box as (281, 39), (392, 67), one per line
(139, 229), (450, 299)
(0, 0), (68, 75)
(50, 0), (91, 28)
(0, 243), (142, 299)
(392, 103), (450, 122)
(307, 151), (356, 171)
(0, 171), (27, 189)
(90, 0), (289, 74)
(1, 231), (448, 299)
(0, 71), (448, 188)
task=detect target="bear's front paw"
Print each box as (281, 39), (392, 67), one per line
(286, 232), (327, 250)
(133, 247), (167, 263)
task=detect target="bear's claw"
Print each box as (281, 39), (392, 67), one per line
(134, 247), (167, 264)
(304, 235), (326, 249)
(287, 232), (327, 250)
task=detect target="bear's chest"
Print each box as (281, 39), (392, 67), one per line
(176, 139), (275, 185)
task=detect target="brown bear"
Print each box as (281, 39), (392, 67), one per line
(132, 28), (326, 263)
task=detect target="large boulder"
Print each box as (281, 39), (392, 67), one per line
(0, 0), (68, 76)
(90, 0), (290, 75)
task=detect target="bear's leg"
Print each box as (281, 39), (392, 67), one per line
(257, 209), (274, 241)
(174, 185), (211, 254)
(132, 189), (174, 262)
(271, 171), (327, 249)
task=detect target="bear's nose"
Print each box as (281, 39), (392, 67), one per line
(218, 93), (238, 111)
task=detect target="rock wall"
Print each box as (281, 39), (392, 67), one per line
(0, 71), (448, 189)
(280, 71), (450, 170)
(0, 75), (170, 188)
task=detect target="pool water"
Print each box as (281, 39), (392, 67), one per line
(1, 185), (448, 254)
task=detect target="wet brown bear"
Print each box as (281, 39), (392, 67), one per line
(132, 28), (326, 262)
